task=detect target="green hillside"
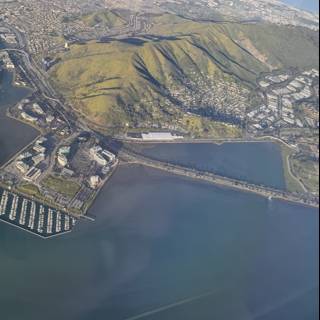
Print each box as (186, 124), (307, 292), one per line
(81, 10), (127, 28)
(50, 13), (319, 132)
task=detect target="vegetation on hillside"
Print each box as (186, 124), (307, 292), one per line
(81, 10), (127, 29)
(50, 12), (319, 134)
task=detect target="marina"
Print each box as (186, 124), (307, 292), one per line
(0, 187), (77, 238)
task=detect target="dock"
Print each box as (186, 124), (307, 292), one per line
(0, 187), (77, 239)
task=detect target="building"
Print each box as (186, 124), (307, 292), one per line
(24, 167), (42, 182)
(296, 119), (304, 128)
(32, 153), (45, 165)
(89, 176), (101, 189)
(5, 60), (14, 69)
(17, 152), (32, 160)
(57, 146), (70, 167)
(283, 117), (295, 125)
(0, 51), (14, 69)
(46, 115), (55, 123)
(32, 103), (44, 115)
(33, 144), (46, 154)
(141, 132), (183, 141)
(16, 161), (30, 173)
(21, 112), (37, 122)
(101, 150), (116, 162)
(57, 154), (68, 167)
(101, 166), (110, 176)
(58, 146), (71, 155)
(61, 168), (74, 177)
(90, 146), (102, 157)
(93, 153), (108, 166)
(0, 33), (17, 44)
(36, 137), (47, 144)
(90, 146), (108, 166)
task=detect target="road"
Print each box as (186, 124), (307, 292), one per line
(3, 47), (74, 128)
(117, 147), (319, 208)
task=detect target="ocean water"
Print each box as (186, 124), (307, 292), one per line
(0, 165), (317, 320)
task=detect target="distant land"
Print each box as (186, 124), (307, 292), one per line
(282, 0), (319, 12)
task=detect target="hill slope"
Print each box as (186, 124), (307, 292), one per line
(81, 10), (127, 29)
(50, 14), (319, 132)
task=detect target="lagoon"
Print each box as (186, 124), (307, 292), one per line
(125, 142), (286, 189)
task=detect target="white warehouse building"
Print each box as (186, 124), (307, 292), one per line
(141, 132), (183, 141)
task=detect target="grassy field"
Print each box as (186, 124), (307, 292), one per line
(42, 175), (80, 198)
(292, 155), (319, 194)
(17, 184), (42, 197)
(280, 145), (306, 193)
(81, 10), (127, 28)
(181, 114), (242, 138)
(16, 183), (58, 208)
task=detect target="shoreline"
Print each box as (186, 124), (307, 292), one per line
(0, 70), (40, 167)
(112, 162), (320, 210)
(120, 136), (317, 195)
(119, 160), (319, 209)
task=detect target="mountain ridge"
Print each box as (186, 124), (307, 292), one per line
(50, 12), (319, 134)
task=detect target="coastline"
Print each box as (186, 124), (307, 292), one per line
(119, 161), (318, 209)
(120, 136), (307, 194)
(0, 68), (40, 164)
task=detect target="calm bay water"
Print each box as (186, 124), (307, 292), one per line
(0, 69), (38, 166)
(126, 142), (286, 189)
(0, 165), (318, 320)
